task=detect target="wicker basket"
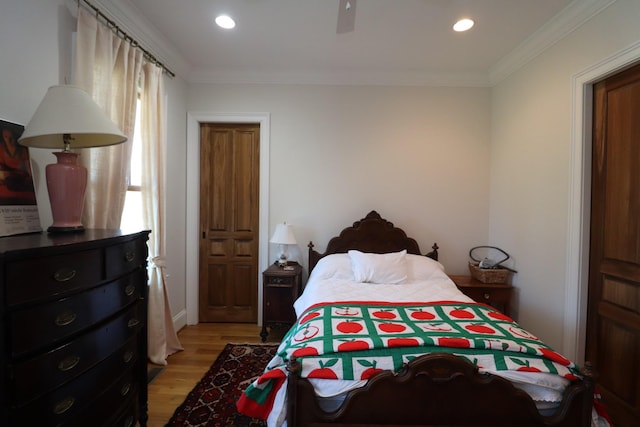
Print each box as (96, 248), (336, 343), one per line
(468, 262), (510, 283)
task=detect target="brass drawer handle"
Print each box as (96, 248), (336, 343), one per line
(120, 383), (131, 396)
(52, 396), (75, 415)
(55, 311), (77, 327)
(125, 251), (135, 263)
(483, 293), (491, 300)
(53, 268), (76, 282)
(127, 318), (140, 328)
(124, 284), (136, 296)
(58, 355), (80, 372)
(123, 350), (134, 364)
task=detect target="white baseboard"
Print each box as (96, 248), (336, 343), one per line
(172, 308), (188, 331)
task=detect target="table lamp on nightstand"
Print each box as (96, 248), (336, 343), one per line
(19, 85), (127, 233)
(270, 223), (297, 267)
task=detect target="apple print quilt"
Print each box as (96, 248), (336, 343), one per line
(237, 301), (581, 420)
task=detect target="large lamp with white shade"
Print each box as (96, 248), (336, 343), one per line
(19, 85), (127, 233)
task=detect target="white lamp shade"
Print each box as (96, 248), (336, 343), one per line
(18, 85), (127, 149)
(270, 223), (297, 245)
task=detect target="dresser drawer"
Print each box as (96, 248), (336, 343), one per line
(9, 271), (144, 357)
(10, 305), (143, 425)
(6, 249), (103, 306)
(105, 238), (148, 280)
(461, 286), (512, 303)
(70, 390), (139, 427)
(65, 370), (139, 427)
(101, 397), (138, 427)
(13, 362), (139, 427)
(264, 275), (296, 286)
(11, 327), (140, 406)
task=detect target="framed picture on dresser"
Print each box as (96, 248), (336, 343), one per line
(0, 119), (41, 237)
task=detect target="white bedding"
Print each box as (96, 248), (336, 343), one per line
(294, 252), (474, 316)
(264, 252), (575, 427)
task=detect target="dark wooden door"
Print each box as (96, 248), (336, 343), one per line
(198, 123), (260, 323)
(587, 62), (640, 427)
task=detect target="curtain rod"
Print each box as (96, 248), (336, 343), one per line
(78, 0), (176, 78)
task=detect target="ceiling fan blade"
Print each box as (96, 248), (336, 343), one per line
(336, 0), (356, 34)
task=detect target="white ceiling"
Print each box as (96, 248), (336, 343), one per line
(107, 0), (610, 86)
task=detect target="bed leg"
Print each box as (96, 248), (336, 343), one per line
(582, 361), (596, 426)
(286, 357), (301, 426)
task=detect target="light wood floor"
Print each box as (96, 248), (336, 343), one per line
(145, 323), (285, 427)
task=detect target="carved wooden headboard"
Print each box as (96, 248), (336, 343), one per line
(308, 210), (439, 273)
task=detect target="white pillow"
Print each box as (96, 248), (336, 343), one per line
(405, 254), (445, 282)
(348, 250), (408, 284)
(309, 253), (354, 281)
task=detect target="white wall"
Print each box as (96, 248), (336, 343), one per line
(0, 0), (78, 227)
(163, 74), (189, 328)
(490, 0), (640, 359)
(188, 83), (492, 274)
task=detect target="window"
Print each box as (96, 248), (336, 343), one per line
(120, 98), (143, 231)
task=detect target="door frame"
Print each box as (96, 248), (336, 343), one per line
(186, 112), (271, 325)
(565, 41), (640, 362)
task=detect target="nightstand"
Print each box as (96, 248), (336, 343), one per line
(449, 275), (513, 318)
(261, 261), (303, 342)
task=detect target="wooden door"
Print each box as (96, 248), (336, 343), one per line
(198, 123), (260, 323)
(587, 62), (640, 427)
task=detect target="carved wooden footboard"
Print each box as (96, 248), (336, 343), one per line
(286, 353), (594, 427)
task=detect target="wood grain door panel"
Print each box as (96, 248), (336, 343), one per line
(199, 124), (259, 323)
(588, 62), (640, 427)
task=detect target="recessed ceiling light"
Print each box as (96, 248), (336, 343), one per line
(215, 15), (236, 29)
(453, 18), (474, 32)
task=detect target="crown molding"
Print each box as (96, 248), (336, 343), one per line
(489, 0), (617, 85)
(90, 0), (615, 87)
(187, 68), (492, 88)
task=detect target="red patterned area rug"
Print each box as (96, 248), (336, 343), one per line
(165, 343), (278, 427)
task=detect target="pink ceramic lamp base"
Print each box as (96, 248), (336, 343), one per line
(46, 151), (87, 233)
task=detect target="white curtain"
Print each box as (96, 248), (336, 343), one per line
(140, 62), (183, 365)
(74, 7), (181, 364)
(74, 7), (142, 228)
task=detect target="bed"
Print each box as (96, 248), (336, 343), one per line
(238, 211), (599, 427)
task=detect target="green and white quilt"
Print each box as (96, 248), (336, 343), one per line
(237, 300), (581, 419)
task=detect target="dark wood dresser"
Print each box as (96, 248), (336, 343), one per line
(0, 229), (150, 427)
